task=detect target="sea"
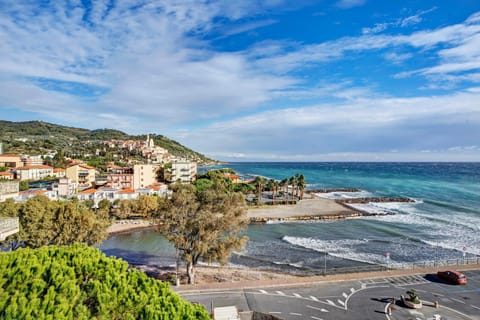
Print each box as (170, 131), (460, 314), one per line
(98, 162), (480, 275)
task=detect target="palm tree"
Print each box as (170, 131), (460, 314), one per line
(297, 174), (306, 200)
(288, 176), (296, 203)
(272, 180), (280, 205)
(280, 178), (288, 204)
(254, 176), (266, 206)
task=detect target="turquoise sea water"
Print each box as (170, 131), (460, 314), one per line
(99, 162), (480, 274)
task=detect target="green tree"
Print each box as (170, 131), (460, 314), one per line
(19, 180), (29, 191)
(297, 174), (306, 200)
(134, 195), (159, 217)
(155, 183), (248, 284)
(0, 245), (209, 319)
(253, 176), (266, 206)
(17, 196), (109, 248)
(0, 198), (19, 217)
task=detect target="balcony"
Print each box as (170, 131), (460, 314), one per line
(0, 217), (19, 241)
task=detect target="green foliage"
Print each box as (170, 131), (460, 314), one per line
(0, 245), (210, 319)
(155, 183), (248, 284)
(19, 181), (29, 191)
(0, 120), (215, 164)
(0, 199), (20, 217)
(0, 166), (8, 172)
(13, 196), (109, 248)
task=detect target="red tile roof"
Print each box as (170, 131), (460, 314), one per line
(118, 189), (135, 194)
(78, 189), (97, 194)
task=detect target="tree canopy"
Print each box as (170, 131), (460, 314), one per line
(0, 244), (209, 319)
(155, 183), (248, 284)
(1, 196), (109, 248)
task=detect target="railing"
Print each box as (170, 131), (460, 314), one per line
(0, 217), (19, 241)
(321, 257), (480, 276)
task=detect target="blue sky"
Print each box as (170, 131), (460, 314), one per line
(1, 0), (480, 161)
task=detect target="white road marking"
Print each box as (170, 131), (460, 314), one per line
(276, 291), (285, 295)
(361, 283), (366, 289)
(350, 288), (355, 293)
(268, 311), (281, 314)
(450, 298), (466, 304)
(337, 299), (345, 306)
(306, 305), (329, 312)
(293, 293), (302, 298)
(310, 295), (319, 301)
(259, 290), (268, 294)
(432, 292), (444, 297)
(311, 316), (323, 320)
(290, 312), (302, 316)
(342, 292), (348, 299)
(471, 304), (480, 310)
(326, 299), (336, 306)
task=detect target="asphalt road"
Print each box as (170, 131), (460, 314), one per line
(181, 270), (480, 320)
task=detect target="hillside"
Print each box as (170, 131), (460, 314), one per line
(0, 120), (215, 164)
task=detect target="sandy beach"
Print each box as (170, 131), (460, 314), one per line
(247, 196), (355, 221)
(107, 219), (156, 235)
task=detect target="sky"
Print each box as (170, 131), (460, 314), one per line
(1, 0), (480, 162)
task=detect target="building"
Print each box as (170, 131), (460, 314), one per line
(66, 164), (96, 188)
(0, 154), (22, 168)
(107, 166), (134, 189)
(21, 155), (44, 166)
(133, 164), (160, 189)
(51, 178), (77, 199)
(0, 180), (19, 202)
(0, 172), (14, 180)
(15, 165), (54, 181)
(53, 168), (66, 178)
(16, 189), (51, 202)
(170, 159), (197, 183)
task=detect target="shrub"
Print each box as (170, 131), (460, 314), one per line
(0, 244), (209, 319)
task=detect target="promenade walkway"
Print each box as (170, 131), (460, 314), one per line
(174, 264), (480, 293)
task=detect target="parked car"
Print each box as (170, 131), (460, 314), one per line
(437, 270), (467, 285)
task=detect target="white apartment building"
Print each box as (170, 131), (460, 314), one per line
(170, 159), (197, 183)
(51, 178), (78, 199)
(15, 165), (54, 181)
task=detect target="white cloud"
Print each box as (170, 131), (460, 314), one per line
(178, 89), (480, 160)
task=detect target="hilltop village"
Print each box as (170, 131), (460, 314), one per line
(0, 135), (197, 205)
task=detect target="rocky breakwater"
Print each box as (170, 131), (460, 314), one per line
(335, 197), (415, 216)
(249, 211), (364, 223)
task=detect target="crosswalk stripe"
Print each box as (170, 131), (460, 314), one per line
(259, 290), (268, 294)
(337, 299), (345, 306)
(350, 288), (355, 293)
(311, 316), (323, 320)
(276, 291), (285, 295)
(342, 292), (348, 299)
(326, 299), (335, 306)
(310, 296), (319, 301)
(293, 293), (302, 298)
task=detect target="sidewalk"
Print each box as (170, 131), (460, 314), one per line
(174, 264), (480, 293)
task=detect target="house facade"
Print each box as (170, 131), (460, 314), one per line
(0, 154), (22, 168)
(170, 160), (197, 183)
(66, 164), (96, 188)
(133, 164), (160, 189)
(15, 165), (54, 181)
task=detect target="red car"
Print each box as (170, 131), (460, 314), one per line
(437, 270), (467, 285)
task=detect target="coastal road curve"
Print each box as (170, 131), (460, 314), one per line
(179, 270), (480, 320)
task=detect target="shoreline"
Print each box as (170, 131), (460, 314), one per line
(107, 220), (156, 235)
